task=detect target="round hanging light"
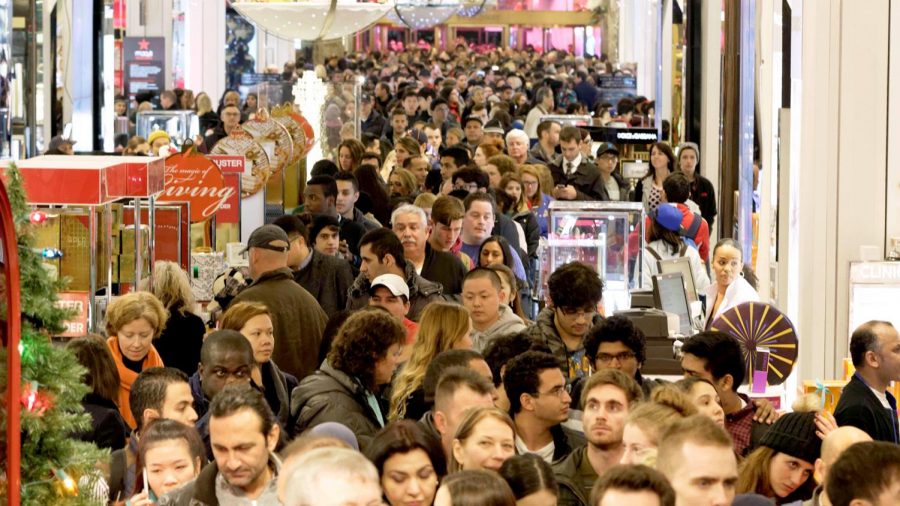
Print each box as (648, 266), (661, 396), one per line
(390, 0), (463, 30)
(232, 0), (396, 41)
(457, 0), (496, 18)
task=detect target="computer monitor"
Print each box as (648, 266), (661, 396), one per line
(659, 257), (699, 302)
(652, 272), (693, 336)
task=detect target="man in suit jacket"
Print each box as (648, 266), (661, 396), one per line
(549, 126), (605, 201)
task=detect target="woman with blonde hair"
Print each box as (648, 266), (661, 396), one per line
(141, 260), (205, 377)
(619, 385), (697, 467)
(220, 301), (297, 427)
(389, 167), (419, 198)
(104, 291), (168, 429)
(450, 406), (517, 473)
(389, 302), (474, 422)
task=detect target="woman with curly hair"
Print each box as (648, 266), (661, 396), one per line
(291, 308), (407, 450)
(389, 302), (473, 422)
(337, 138), (366, 172)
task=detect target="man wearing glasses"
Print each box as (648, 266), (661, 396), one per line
(581, 315), (661, 400)
(528, 262), (605, 384)
(595, 142), (630, 202)
(503, 351), (586, 464)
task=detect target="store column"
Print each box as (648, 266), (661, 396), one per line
(784, 0), (890, 381)
(183, 0), (225, 106)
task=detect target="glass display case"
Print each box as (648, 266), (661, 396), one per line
(136, 110), (199, 149)
(543, 201), (646, 314)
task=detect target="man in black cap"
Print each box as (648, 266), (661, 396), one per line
(231, 224), (327, 381)
(595, 142), (629, 201)
(360, 94), (386, 136)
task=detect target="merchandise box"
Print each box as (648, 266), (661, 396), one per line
(802, 380), (847, 414)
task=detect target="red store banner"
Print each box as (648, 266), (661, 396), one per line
(159, 150), (234, 223)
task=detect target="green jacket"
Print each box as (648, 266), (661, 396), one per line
(552, 446), (592, 506)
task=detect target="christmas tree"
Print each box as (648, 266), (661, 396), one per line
(1, 164), (106, 504)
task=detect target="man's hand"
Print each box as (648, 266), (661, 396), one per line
(752, 398), (780, 424)
(815, 410), (838, 440)
(553, 185), (577, 200)
(338, 239), (353, 261)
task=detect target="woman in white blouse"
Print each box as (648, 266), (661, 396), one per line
(704, 238), (759, 328)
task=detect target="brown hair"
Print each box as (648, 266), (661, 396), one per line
(440, 469), (517, 505)
(476, 142), (503, 161)
(328, 309), (406, 390)
(123, 136), (148, 155)
(590, 465), (675, 506)
(338, 139), (366, 170)
(431, 195), (466, 226)
(737, 446), (817, 501)
(487, 154), (517, 177)
(141, 260), (195, 315)
(105, 291), (168, 338)
(498, 173), (528, 214)
(67, 334), (121, 402)
(450, 407), (516, 473)
(220, 301), (271, 333)
(389, 168), (419, 197)
(519, 165), (546, 207)
(579, 368), (643, 410)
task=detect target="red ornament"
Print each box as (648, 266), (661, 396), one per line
(20, 381), (53, 416)
(29, 211), (47, 224)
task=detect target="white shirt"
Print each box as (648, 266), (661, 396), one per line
(564, 154), (583, 176)
(604, 176), (620, 201)
(704, 276), (760, 326)
(871, 386), (892, 409)
(640, 239), (711, 294)
(515, 436), (556, 463)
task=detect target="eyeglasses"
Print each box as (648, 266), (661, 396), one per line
(522, 180), (539, 187)
(537, 384), (572, 398)
(596, 351), (636, 364)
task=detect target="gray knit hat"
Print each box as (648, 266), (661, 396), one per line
(677, 142), (700, 164)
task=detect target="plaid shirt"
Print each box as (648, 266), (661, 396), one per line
(726, 393), (757, 456)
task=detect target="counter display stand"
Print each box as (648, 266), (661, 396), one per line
(544, 201), (645, 314)
(136, 110), (200, 149)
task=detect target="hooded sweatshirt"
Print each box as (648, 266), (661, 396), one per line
(472, 304), (527, 352)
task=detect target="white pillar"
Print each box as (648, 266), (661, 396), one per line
(886, 2), (900, 255)
(661, 0), (673, 122)
(787, 0), (890, 381)
(699, 0), (721, 242)
(183, 0), (225, 102)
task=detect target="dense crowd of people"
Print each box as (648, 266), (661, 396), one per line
(63, 46), (900, 506)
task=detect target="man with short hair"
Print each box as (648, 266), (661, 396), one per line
(459, 192), (527, 280)
(231, 225), (327, 380)
(280, 448), (383, 506)
(505, 351), (585, 463)
(825, 441), (900, 506)
(272, 214), (353, 317)
(591, 465), (676, 506)
(405, 156), (431, 191)
(159, 385), (282, 505)
(334, 172), (379, 232)
(424, 122), (443, 163)
(462, 268), (526, 352)
(529, 262), (604, 383)
(681, 331), (776, 456)
(553, 369), (642, 506)
(550, 126), (605, 201)
(392, 204), (466, 295)
(431, 366), (496, 457)
(429, 98), (458, 136)
(109, 368), (198, 501)
(834, 321), (900, 443)
(347, 228), (443, 320)
(374, 82), (393, 115)
(805, 426), (872, 506)
(412, 349), (495, 427)
(657, 415), (738, 506)
(401, 89), (420, 124)
(308, 214), (342, 257)
(382, 107), (410, 146)
(429, 196), (474, 269)
(530, 120), (561, 165)
(439, 145), (471, 193)
(368, 273), (417, 345)
(202, 104), (242, 152)
(303, 175), (367, 259)
(574, 71), (599, 111)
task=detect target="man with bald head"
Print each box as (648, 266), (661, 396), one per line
(231, 225), (327, 380)
(834, 321), (900, 443)
(804, 426), (872, 506)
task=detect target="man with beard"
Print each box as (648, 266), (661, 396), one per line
(553, 369), (642, 506)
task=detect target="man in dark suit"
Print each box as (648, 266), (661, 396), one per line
(834, 321), (900, 443)
(549, 126), (605, 201)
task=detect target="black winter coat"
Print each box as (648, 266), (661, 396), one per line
(76, 393), (128, 451)
(154, 306), (205, 377)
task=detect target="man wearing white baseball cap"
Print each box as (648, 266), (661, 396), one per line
(368, 273), (418, 349)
